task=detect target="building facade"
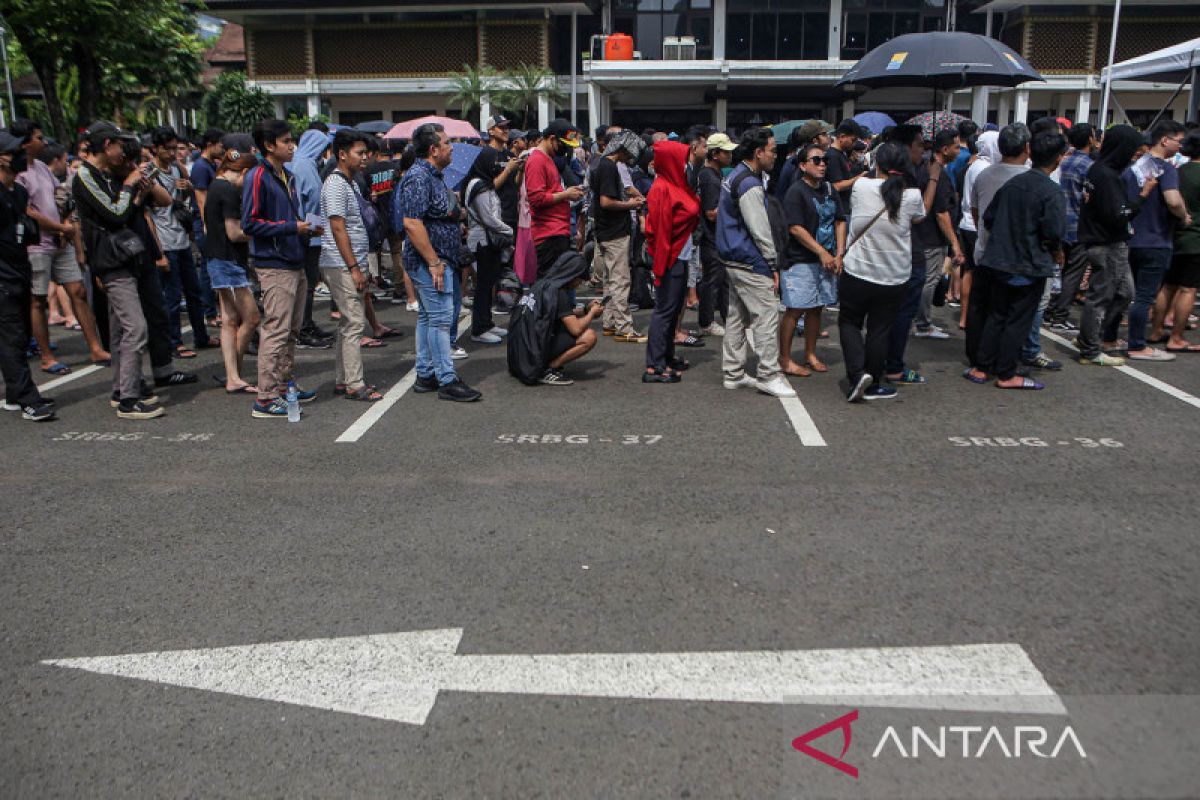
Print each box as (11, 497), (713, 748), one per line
(207, 0), (1199, 132)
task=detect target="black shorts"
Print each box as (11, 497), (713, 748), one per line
(1166, 252), (1200, 289)
(959, 229), (978, 273)
(548, 327), (577, 361)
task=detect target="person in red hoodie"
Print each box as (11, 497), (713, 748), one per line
(643, 140), (700, 383)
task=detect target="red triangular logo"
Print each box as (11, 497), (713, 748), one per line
(792, 709), (859, 778)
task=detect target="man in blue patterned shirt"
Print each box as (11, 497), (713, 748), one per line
(394, 123), (480, 402)
(1045, 123), (1099, 332)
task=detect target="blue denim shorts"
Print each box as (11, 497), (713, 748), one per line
(781, 262), (837, 309)
(207, 258), (251, 290)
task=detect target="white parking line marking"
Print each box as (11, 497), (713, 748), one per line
(336, 310), (471, 443)
(1041, 328), (1200, 411)
(35, 324), (197, 394)
(779, 393), (827, 446)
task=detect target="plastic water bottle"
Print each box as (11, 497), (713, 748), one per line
(286, 380), (300, 423)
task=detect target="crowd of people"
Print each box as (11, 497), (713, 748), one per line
(0, 107), (1198, 422)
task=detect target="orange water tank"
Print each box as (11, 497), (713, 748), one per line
(605, 33), (634, 61)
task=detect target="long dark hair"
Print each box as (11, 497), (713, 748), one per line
(872, 142), (910, 223)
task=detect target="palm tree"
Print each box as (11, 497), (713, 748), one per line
(494, 64), (566, 128)
(448, 64), (498, 121)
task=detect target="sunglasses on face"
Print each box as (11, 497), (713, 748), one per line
(805, 156), (826, 164)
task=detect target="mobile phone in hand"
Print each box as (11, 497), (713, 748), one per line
(599, 294), (612, 306)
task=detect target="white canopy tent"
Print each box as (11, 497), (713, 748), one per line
(1102, 37), (1200, 124)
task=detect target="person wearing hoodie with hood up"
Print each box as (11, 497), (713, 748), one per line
(643, 140), (700, 383)
(957, 129), (999, 330)
(1076, 124), (1158, 366)
(287, 127), (333, 348)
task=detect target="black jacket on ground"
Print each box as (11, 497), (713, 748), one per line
(507, 250), (588, 385)
(1078, 125), (1144, 246)
(980, 169), (1064, 279)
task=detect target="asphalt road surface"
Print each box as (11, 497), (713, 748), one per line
(3, 294), (1199, 798)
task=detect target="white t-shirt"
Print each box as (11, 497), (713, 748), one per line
(842, 180), (925, 286)
(319, 172), (369, 269)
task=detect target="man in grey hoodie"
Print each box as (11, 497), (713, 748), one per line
(287, 127), (333, 348)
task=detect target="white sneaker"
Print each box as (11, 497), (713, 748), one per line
(314, 284), (331, 297)
(470, 331), (502, 344)
(914, 326), (950, 339)
(756, 375), (797, 398)
(723, 375), (758, 390)
(700, 322), (726, 337)
(487, 326), (509, 338)
(1, 401), (20, 411)
(451, 346), (469, 360)
(405, 302), (420, 312)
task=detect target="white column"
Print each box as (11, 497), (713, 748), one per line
(713, 0), (726, 61)
(714, 96), (728, 130)
(479, 95), (491, 131)
(1076, 90), (1091, 125)
(827, 0), (842, 60)
(306, 94), (320, 118)
(588, 82), (602, 132)
(971, 87), (989, 124)
(841, 98), (855, 119)
(997, 91), (1011, 125)
(537, 94), (552, 130)
(1013, 88), (1029, 124)
(273, 98), (285, 119)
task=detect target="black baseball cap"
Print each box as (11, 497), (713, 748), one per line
(221, 133), (255, 156)
(0, 131), (22, 154)
(543, 118), (581, 148)
(485, 115), (511, 131)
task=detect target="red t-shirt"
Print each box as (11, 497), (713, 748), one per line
(524, 148), (569, 243)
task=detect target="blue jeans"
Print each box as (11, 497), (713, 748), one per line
(410, 264), (458, 386)
(1021, 278), (1053, 361)
(194, 234), (218, 320)
(885, 262), (925, 375)
(161, 248), (211, 348)
(1126, 247), (1172, 350)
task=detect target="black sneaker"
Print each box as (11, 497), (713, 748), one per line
(110, 386), (160, 408)
(155, 370), (198, 387)
(297, 333), (332, 349)
(413, 373), (439, 394)
(437, 380), (482, 402)
(540, 368), (575, 386)
(303, 324), (333, 339)
(116, 399), (165, 420)
(22, 401), (56, 422)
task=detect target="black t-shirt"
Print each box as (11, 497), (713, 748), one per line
(476, 146), (519, 229)
(365, 159), (396, 231)
(202, 178), (248, 264)
(698, 165), (722, 244)
(0, 182), (31, 285)
(782, 179), (846, 265)
(824, 146), (858, 208)
(912, 161), (956, 251)
(592, 156), (630, 242)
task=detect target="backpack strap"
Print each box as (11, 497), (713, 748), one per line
(728, 168), (763, 221)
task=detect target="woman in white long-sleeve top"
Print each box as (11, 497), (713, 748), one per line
(462, 155), (515, 345)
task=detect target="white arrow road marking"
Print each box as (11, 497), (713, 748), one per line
(43, 631), (1063, 725)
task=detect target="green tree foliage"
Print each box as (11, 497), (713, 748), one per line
(287, 112), (330, 139)
(204, 71), (276, 133)
(492, 64), (565, 128)
(447, 64), (497, 121)
(3, 0), (205, 139)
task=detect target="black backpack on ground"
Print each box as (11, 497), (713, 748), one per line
(507, 251), (588, 385)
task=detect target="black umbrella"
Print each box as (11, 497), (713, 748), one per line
(836, 32), (1043, 92)
(354, 120), (393, 134)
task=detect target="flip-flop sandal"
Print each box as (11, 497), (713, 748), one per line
(335, 382), (379, 395)
(376, 328), (403, 339)
(676, 335), (705, 348)
(344, 386), (384, 402)
(1166, 344), (1200, 353)
(962, 368), (988, 384)
(1148, 335), (1170, 344)
(41, 362), (71, 375)
(782, 365), (812, 377)
(66, 322), (82, 331)
(91, 358), (112, 367)
(225, 384), (257, 395)
(996, 377), (1045, 390)
(806, 361), (829, 373)
(360, 337), (387, 348)
(888, 369), (926, 385)
(175, 348), (197, 359)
